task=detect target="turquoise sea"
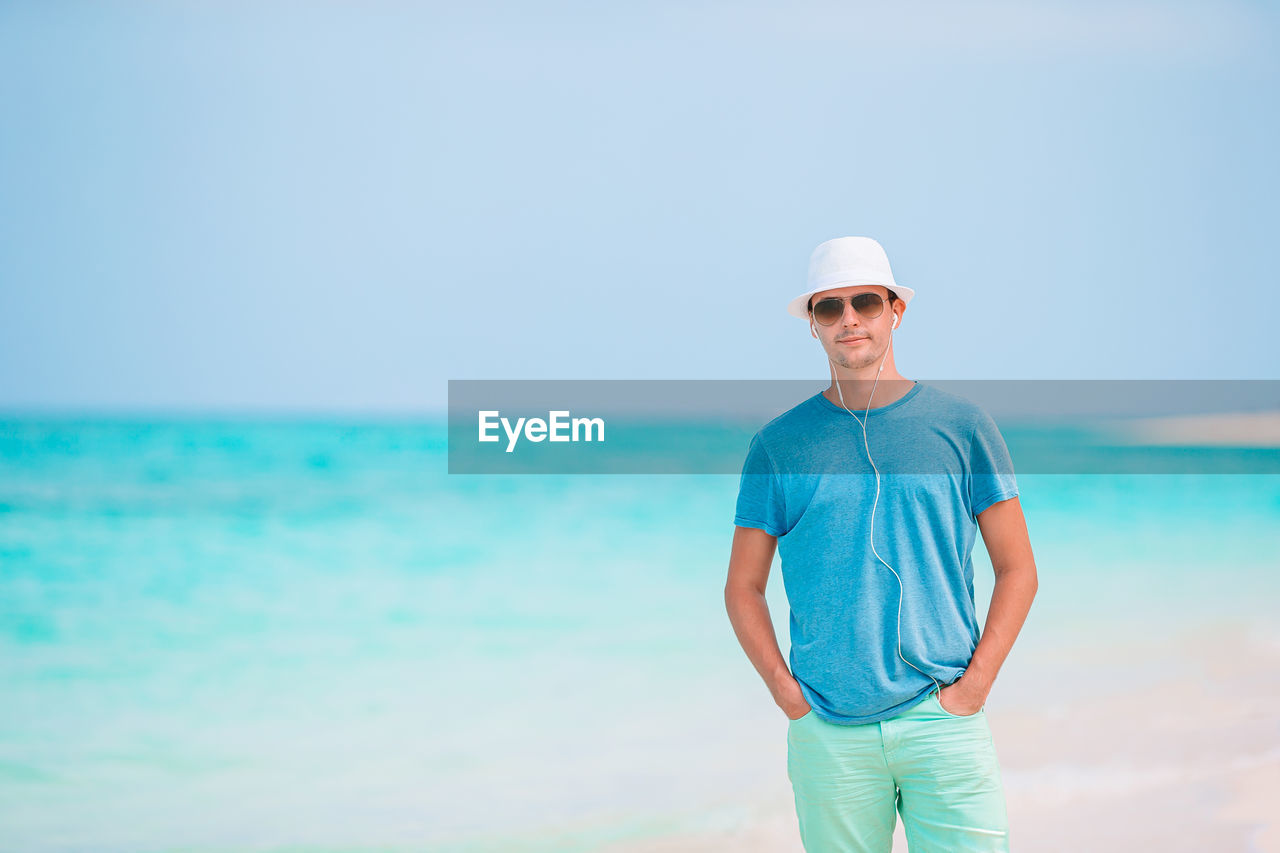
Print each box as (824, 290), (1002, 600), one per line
(1, 417), (1278, 851)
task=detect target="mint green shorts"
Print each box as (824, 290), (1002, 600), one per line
(787, 687), (1010, 852)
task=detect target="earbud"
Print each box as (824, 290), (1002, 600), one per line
(892, 315), (899, 330)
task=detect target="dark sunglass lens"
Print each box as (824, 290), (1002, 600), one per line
(813, 299), (844, 324)
(852, 293), (884, 318)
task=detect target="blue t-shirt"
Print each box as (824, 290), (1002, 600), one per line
(733, 380), (1019, 725)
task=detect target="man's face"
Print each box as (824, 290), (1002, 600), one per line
(808, 285), (902, 370)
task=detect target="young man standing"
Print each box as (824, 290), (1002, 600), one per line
(724, 236), (1038, 852)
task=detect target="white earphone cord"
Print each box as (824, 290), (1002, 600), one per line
(817, 314), (943, 698)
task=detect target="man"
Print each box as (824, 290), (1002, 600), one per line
(724, 236), (1038, 852)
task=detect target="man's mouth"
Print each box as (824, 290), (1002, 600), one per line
(837, 337), (869, 345)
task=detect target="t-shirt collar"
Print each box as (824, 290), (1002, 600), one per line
(812, 380), (922, 416)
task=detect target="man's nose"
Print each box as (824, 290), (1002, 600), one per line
(842, 301), (861, 325)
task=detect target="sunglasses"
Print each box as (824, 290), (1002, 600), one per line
(810, 293), (892, 326)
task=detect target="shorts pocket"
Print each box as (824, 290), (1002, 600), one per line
(933, 690), (983, 718)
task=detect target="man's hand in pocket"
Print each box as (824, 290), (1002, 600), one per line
(938, 676), (986, 716)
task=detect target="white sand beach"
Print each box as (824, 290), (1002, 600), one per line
(599, 620), (1280, 853)
(1114, 411), (1280, 448)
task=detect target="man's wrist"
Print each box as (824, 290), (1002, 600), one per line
(960, 661), (995, 693)
(767, 662), (796, 697)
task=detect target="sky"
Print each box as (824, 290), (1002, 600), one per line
(1, 0), (1277, 414)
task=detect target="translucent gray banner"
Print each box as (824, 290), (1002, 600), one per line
(447, 380), (1280, 474)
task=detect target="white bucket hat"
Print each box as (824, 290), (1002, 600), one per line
(786, 236), (915, 319)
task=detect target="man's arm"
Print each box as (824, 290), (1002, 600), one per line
(944, 495), (1038, 713)
(724, 525), (810, 720)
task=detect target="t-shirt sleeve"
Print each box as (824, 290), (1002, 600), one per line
(734, 432), (788, 537)
(968, 407), (1019, 518)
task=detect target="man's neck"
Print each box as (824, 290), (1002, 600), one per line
(823, 372), (914, 411)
